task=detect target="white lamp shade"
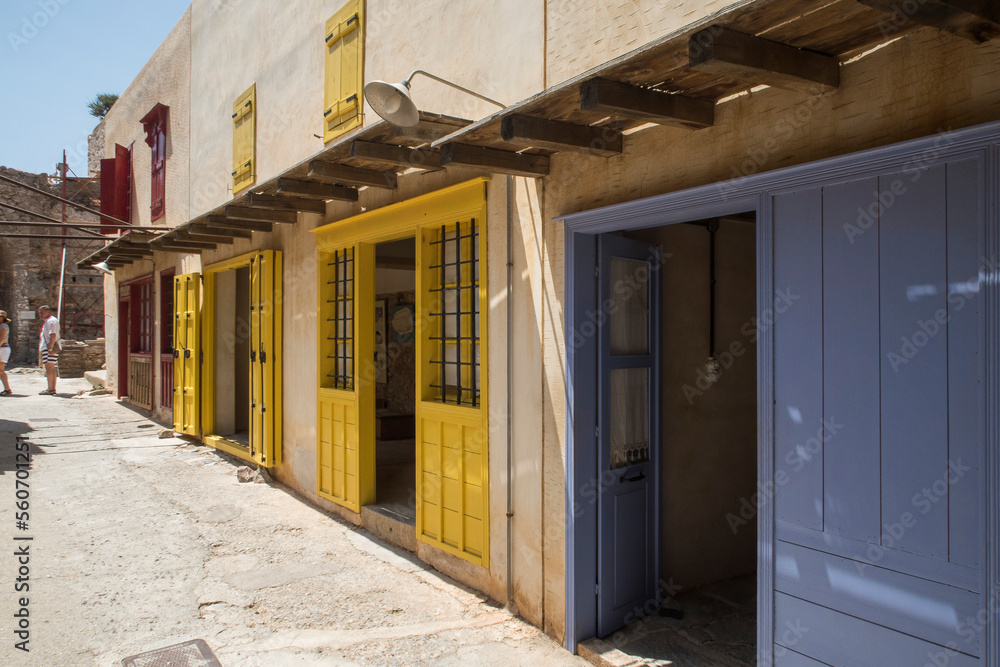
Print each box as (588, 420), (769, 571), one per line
(364, 80), (420, 127)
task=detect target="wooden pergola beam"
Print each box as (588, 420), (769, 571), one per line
(225, 207), (296, 224)
(688, 26), (839, 94)
(247, 193), (327, 215)
(307, 160), (395, 190)
(277, 178), (358, 200)
(500, 114), (623, 156)
(439, 143), (550, 178)
(152, 237), (216, 250)
(579, 78), (715, 129)
(176, 229), (233, 244)
(858, 0), (1000, 43)
(152, 244), (204, 254)
(350, 141), (442, 171)
(206, 215), (271, 233)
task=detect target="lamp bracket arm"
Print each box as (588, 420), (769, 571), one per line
(402, 69), (506, 109)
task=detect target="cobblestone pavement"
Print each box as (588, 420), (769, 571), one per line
(0, 369), (585, 666)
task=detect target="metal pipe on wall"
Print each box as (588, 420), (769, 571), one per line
(505, 174), (516, 614)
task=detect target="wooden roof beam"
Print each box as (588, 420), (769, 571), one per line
(206, 215), (272, 233)
(688, 26), (839, 94)
(439, 143), (550, 178)
(150, 241), (206, 254)
(190, 221), (253, 239)
(580, 78), (714, 129)
(247, 193), (327, 215)
(858, 0), (1000, 43)
(225, 207), (296, 224)
(277, 178), (359, 200)
(152, 237), (216, 250)
(176, 229), (234, 244)
(307, 160), (395, 190)
(500, 114), (623, 156)
(350, 141), (442, 171)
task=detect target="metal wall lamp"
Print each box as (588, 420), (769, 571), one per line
(364, 69), (505, 127)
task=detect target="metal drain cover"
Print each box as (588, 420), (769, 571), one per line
(121, 639), (221, 667)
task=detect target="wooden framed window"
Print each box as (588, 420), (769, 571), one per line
(232, 84), (256, 193)
(140, 103), (169, 221)
(320, 247), (355, 390)
(130, 280), (153, 354)
(323, 0), (364, 142)
(427, 220), (481, 407)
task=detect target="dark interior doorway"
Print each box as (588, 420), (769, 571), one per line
(601, 214), (758, 665)
(372, 237), (417, 523)
(213, 266), (250, 447)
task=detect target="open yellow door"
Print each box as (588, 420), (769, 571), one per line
(416, 218), (489, 567)
(317, 242), (374, 511)
(173, 272), (201, 435)
(250, 250), (282, 467)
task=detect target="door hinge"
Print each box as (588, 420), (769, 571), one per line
(594, 426), (599, 439)
(250, 350), (256, 362)
(260, 350), (266, 364)
(595, 584), (600, 596)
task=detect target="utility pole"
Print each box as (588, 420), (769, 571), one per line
(56, 150), (67, 331)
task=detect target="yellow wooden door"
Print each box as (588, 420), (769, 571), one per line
(317, 242), (374, 511)
(173, 272), (201, 435)
(249, 250), (282, 466)
(416, 219), (489, 567)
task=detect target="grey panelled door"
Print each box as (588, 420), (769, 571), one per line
(772, 159), (984, 665)
(597, 233), (660, 637)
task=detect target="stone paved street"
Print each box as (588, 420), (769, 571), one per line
(0, 369), (585, 666)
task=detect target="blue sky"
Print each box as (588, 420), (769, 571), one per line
(0, 0), (191, 177)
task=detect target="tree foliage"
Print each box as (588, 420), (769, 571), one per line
(88, 93), (119, 119)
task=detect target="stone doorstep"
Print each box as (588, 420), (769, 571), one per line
(360, 504), (418, 553)
(578, 638), (648, 667)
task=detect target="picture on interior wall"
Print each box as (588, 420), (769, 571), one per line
(375, 299), (387, 383)
(390, 304), (414, 343)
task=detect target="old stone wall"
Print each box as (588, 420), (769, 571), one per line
(87, 120), (105, 178)
(0, 167), (106, 366)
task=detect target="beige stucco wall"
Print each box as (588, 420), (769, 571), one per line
(102, 8), (191, 229)
(544, 0), (741, 86)
(538, 26), (1000, 643)
(365, 0), (545, 122)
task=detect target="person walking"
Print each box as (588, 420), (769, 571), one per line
(0, 310), (11, 396)
(38, 305), (60, 395)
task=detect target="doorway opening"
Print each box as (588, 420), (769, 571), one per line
(598, 214), (758, 665)
(212, 266), (251, 447)
(370, 237), (417, 526)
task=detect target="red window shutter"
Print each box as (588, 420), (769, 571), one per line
(114, 143), (132, 226)
(99, 158), (118, 235)
(141, 103), (169, 221)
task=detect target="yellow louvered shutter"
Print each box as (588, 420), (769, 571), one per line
(173, 272), (201, 436)
(232, 84), (256, 193)
(249, 250), (282, 467)
(324, 1), (364, 142)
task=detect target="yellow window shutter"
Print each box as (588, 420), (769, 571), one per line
(324, 0), (364, 142)
(232, 84), (256, 193)
(250, 250), (282, 467)
(173, 272), (201, 436)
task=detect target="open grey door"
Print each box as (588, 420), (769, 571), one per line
(597, 233), (660, 637)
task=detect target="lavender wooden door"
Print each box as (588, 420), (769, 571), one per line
(596, 233), (660, 637)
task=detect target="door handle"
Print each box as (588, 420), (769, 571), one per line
(184, 349), (191, 359)
(619, 472), (645, 484)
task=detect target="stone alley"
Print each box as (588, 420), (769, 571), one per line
(0, 370), (584, 666)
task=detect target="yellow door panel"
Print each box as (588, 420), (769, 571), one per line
(317, 243), (374, 512)
(250, 250), (282, 467)
(173, 272), (201, 436)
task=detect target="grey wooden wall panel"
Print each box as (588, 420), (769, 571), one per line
(778, 524), (980, 592)
(821, 178), (881, 543)
(775, 592), (981, 666)
(775, 540), (983, 654)
(774, 188), (824, 531)
(946, 158), (984, 569)
(879, 166), (950, 560)
(774, 647), (832, 666)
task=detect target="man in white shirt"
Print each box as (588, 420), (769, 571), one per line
(38, 305), (59, 395)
